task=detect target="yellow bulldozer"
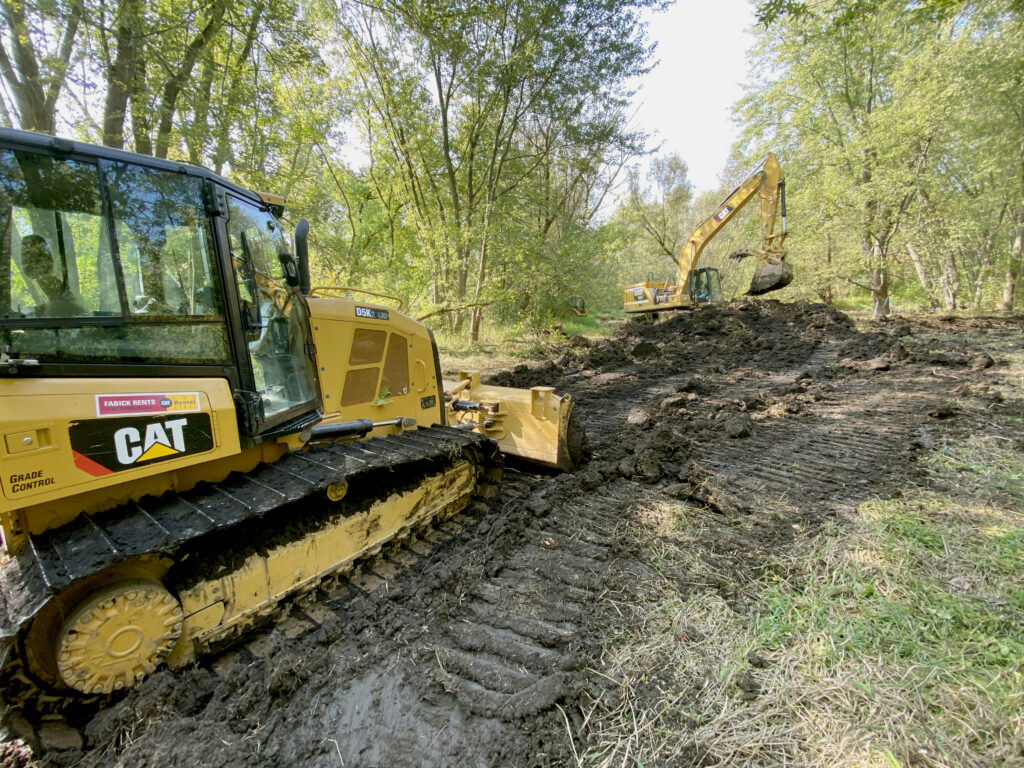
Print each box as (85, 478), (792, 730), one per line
(623, 152), (792, 313)
(0, 128), (581, 712)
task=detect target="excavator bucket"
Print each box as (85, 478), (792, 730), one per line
(446, 372), (585, 472)
(748, 259), (794, 295)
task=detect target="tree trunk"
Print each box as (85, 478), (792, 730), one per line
(906, 241), (939, 309)
(1000, 213), (1023, 312)
(130, 54), (152, 155)
(940, 250), (959, 310)
(102, 0), (143, 148)
(870, 242), (890, 319)
(153, 0), (229, 159)
(188, 57), (216, 165)
(468, 232), (490, 344)
(453, 252), (469, 333)
(0, 0), (81, 134)
(819, 233), (834, 305)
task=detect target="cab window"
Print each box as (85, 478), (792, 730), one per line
(1, 150), (119, 319)
(0, 147), (230, 365)
(105, 161), (223, 318)
(227, 196), (318, 423)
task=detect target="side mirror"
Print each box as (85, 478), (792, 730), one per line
(241, 299), (263, 341)
(294, 219), (311, 296)
(278, 252), (300, 287)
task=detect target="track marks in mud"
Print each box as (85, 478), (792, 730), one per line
(421, 486), (622, 721)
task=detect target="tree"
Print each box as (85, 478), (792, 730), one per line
(739, 0), (1024, 315)
(625, 154), (693, 267)
(337, 0), (656, 337)
(0, 0), (84, 133)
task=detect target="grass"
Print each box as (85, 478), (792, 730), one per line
(570, 426), (1023, 767)
(435, 312), (617, 376)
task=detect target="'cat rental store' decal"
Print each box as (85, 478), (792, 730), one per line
(71, 396), (214, 477)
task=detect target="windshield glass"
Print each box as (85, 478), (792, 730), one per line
(0, 147), (230, 365)
(227, 196), (319, 422)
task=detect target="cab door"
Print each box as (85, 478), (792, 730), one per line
(223, 195), (321, 431)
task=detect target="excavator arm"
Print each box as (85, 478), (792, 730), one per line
(622, 152), (792, 313)
(680, 152), (790, 296)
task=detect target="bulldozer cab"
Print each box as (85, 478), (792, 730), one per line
(0, 131), (321, 441)
(689, 267), (722, 304)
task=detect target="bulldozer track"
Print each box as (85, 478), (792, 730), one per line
(0, 426), (500, 725)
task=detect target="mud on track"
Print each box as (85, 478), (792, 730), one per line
(14, 300), (1020, 768)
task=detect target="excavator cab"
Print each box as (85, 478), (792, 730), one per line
(689, 268), (722, 304)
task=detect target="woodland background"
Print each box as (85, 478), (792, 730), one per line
(2, 0), (1022, 334)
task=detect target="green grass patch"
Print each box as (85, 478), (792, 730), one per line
(741, 489), (1023, 767)
(560, 313), (616, 337)
(571, 437), (1023, 768)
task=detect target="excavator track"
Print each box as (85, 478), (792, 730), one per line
(0, 426), (501, 724)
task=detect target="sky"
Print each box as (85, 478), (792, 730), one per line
(631, 0), (757, 194)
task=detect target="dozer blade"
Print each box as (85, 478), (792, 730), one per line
(747, 259), (794, 295)
(447, 372), (585, 472)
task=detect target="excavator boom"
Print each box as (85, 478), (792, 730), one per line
(623, 152), (791, 313)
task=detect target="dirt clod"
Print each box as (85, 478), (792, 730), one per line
(724, 415), (754, 438)
(928, 403), (960, 419)
(631, 341), (659, 358)
(635, 449), (663, 482)
(36, 724), (80, 753)
(970, 353), (995, 370)
(746, 650), (771, 668)
(736, 669), (761, 694)
(625, 408), (651, 427)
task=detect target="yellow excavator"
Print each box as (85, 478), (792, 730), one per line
(0, 128), (580, 714)
(623, 153), (791, 313)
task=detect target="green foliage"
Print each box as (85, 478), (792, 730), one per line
(736, 1), (1024, 315)
(330, 0), (658, 337)
(6, 0), (1018, 325)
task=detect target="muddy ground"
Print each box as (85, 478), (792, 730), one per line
(6, 300), (1022, 767)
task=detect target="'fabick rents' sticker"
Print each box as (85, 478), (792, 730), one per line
(95, 392), (201, 417)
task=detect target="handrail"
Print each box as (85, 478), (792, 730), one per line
(308, 286), (404, 310)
